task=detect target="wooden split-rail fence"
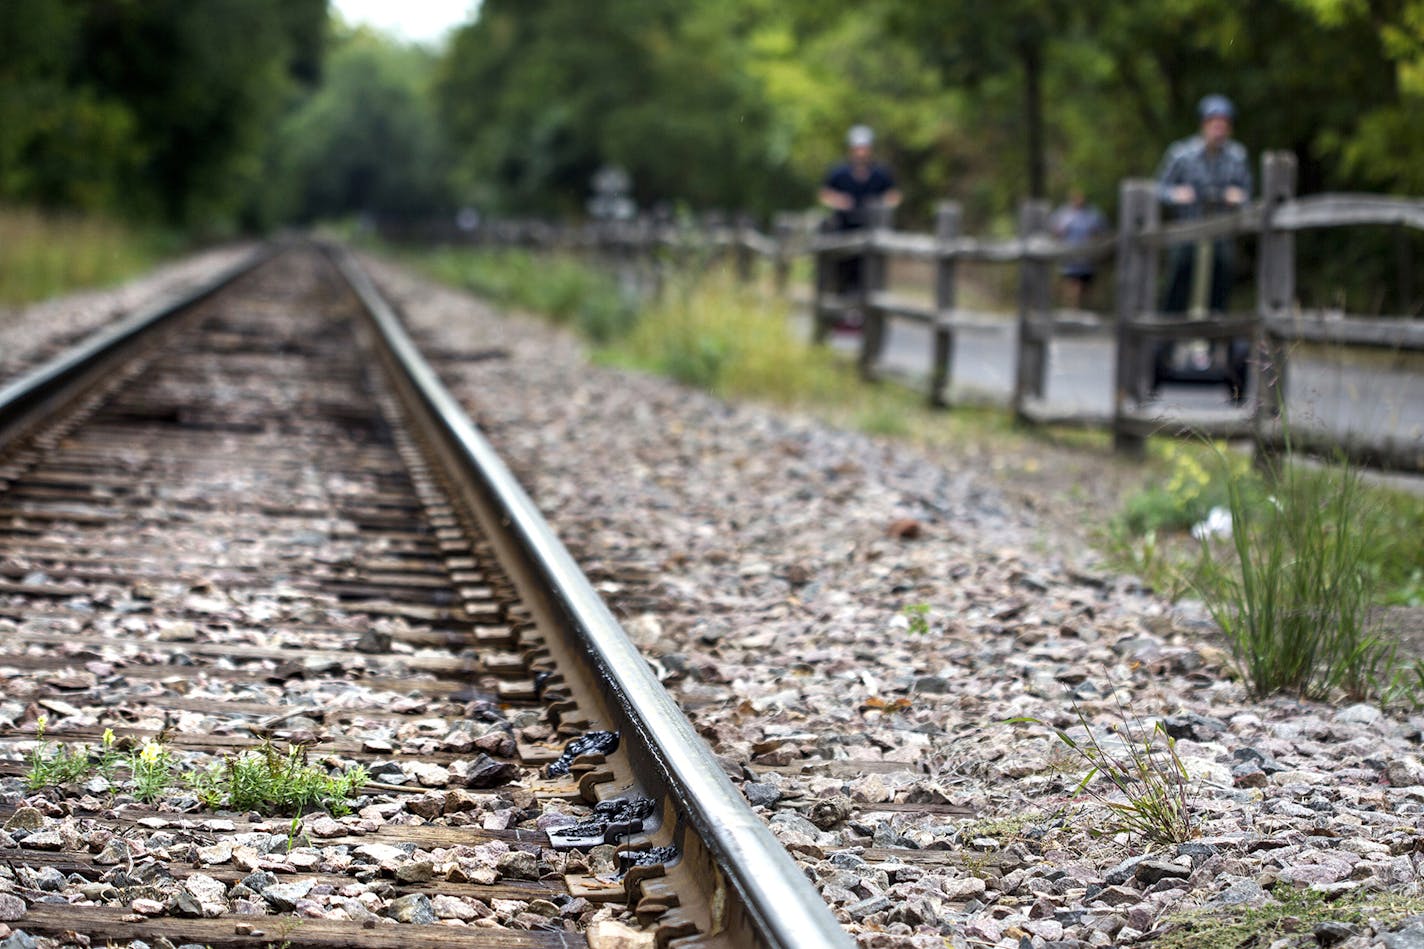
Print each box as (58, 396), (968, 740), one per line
(391, 151), (1424, 472)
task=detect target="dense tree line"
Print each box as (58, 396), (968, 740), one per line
(0, 0), (325, 228)
(2, 0), (1421, 235)
(435, 0), (1424, 227)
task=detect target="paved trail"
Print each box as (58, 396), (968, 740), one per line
(833, 314), (1424, 449)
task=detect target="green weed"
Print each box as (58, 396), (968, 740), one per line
(1191, 442), (1413, 703)
(901, 603), (931, 636)
(24, 724), (366, 815)
(615, 265), (852, 405)
(1010, 694), (1195, 845)
(405, 246), (637, 343)
(1157, 884), (1424, 949)
(25, 716), (94, 789)
(130, 738), (178, 803)
(1114, 441), (1253, 535)
(185, 741), (368, 816)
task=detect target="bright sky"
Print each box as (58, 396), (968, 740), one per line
(330, 0), (478, 44)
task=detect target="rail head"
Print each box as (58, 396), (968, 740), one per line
(328, 245), (852, 949)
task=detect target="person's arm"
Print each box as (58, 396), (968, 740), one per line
(872, 167), (901, 210)
(1156, 144), (1195, 207)
(1222, 143), (1252, 206)
(819, 186), (852, 211)
(1049, 207), (1069, 237)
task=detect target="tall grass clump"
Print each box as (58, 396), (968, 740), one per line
(1192, 443), (1406, 702)
(0, 207), (175, 307)
(611, 265), (850, 406)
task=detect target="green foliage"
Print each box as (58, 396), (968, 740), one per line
(425, 0), (1424, 239)
(1116, 441), (1257, 535)
(435, 0), (803, 215)
(261, 27), (451, 227)
(409, 247), (638, 342)
(1191, 446), (1409, 703)
(25, 717), (92, 790)
(901, 603), (931, 636)
(186, 742), (368, 817)
(23, 723), (366, 816)
(0, 0), (324, 228)
(1010, 697), (1196, 845)
(0, 207), (178, 306)
(1157, 884), (1424, 949)
(411, 245), (859, 408)
(4, 0), (1424, 248)
(617, 267), (853, 404)
(130, 739), (177, 804)
(1108, 438), (1424, 608)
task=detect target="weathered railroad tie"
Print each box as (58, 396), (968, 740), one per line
(0, 245), (848, 948)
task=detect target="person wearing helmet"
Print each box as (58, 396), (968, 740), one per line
(1152, 94), (1253, 401)
(820, 125), (901, 231)
(819, 126), (902, 315)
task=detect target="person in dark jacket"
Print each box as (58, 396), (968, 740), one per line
(819, 126), (901, 308)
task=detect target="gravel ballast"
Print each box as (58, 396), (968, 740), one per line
(4, 254), (1422, 949)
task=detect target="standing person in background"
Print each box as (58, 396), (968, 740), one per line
(1049, 188), (1107, 310)
(819, 125), (901, 324)
(1154, 94), (1253, 401)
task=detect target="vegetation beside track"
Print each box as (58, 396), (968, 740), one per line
(0, 207), (179, 308)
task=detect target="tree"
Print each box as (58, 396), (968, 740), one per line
(264, 28), (451, 226)
(0, 0), (327, 228)
(884, 0), (1075, 199)
(435, 0), (801, 216)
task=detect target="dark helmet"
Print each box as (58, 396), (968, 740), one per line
(1198, 94), (1235, 121)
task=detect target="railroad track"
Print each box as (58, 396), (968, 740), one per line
(0, 245), (848, 948)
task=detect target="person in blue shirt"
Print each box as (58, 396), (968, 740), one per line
(819, 126), (901, 306)
(1153, 94), (1253, 401)
(1050, 189), (1108, 310)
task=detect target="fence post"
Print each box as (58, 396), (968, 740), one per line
(734, 212), (755, 284)
(812, 237), (834, 345)
(929, 201), (961, 407)
(1254, 151), (1296, 432)
(772, 213), (795, 296)
(1112, 180), (1160, 455)
(1013, 200), (1053, 420)
(858, 204), (893, 379)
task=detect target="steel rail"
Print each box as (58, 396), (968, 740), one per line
(0, 245), (276, 449)
(329, 245), (853, 949)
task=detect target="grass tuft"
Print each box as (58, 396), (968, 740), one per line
(1157, 884), (1424, 949)
(23, 721), (366, 816)
(185, 741), (368, 816)
(1010, 691), (1196, 845)
(405, 246), (637, 343)
(611, 266), (852, 405)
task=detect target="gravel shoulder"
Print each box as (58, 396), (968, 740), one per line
(365, 258), (1424, 949)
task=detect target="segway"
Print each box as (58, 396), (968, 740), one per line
(1153, 235), (1250, 404)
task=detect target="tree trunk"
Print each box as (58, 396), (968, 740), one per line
(1021, 37), (1045, 199)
